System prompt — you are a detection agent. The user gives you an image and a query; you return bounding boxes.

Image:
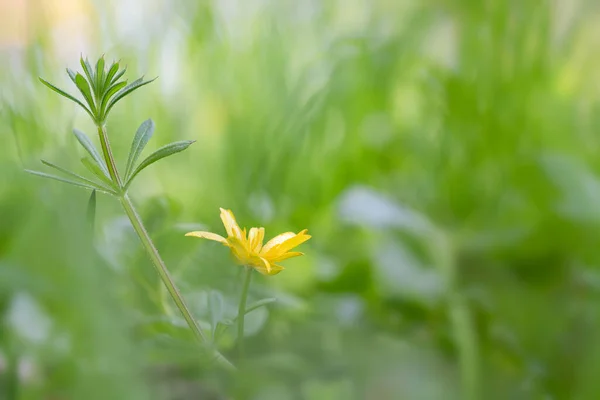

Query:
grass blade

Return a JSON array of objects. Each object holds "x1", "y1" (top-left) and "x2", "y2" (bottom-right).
[
  {"x1": 125, "y1": 140, "x2": 194, "y2": 188},
  {"x1": 125, "y1": 119, "x2": 155, "y2": 179}
]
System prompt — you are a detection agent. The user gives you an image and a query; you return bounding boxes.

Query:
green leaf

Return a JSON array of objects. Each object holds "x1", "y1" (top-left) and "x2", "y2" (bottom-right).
[
  {"x1": 80, "y1": 56, "x2": 95, "y2": 91},
  {"x1": 66, "y1": 68, "x2": 77, "y2": 83},
  {"x1": 125, "y1": 119, "x2": 154, "y2": 179},
  {"x1": 39, "y1": 78, "x2": 94, "y2": 120},
  {"x1": 41, "y1": 159, "x2": 115, "y2": 194},
  {"x1": 99, "y1": 80, "x2": 127, "y2": 119},
  {"x1": 81, "y1": 157, "x2": 115, "y2": 188},
  {"x1": 105, "y1": 76, "x2": 157, "y2": 117},
  {"x1": 26, "y1": 169, "x2": 102, "y2": 192},
  {"x1": 75, "y1": 73, "x2": 97, "y2": 115},
  {"x1": 110, "y1": 66, "x2": 127, "y2": 85},
  {"x1": 87, "y1": 190, "x2": 97, "y2": 234},
  {"x1": 125, "y1": 140, "x2": 194, "y2": 188},
  {"x1": 233, "y1": 298, "x2": 277, "y2": 321},
  {"x1": 72, "y1": 129, "x2": 110, "y2": 178},
  {"x1": 105, "y1": 62, "x2": 119, "y2": 88},
  {"x1": 95, "y1": 56, "x2": 105, "y2": 96}
]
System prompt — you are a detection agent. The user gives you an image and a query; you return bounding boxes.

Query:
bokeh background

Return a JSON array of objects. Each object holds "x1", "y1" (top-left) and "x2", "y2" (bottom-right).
[{"x1": 2, "y1": 0, "x2": 600, "y2": 398}]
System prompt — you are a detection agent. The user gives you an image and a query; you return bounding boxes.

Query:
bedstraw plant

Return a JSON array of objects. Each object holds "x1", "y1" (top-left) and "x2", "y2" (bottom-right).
[{"x1": 27, "y1": 56, "x2": 235, "y2": 370}]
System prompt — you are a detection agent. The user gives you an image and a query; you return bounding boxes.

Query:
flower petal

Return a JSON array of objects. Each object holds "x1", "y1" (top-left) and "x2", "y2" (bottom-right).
[
  {"x1": 270, "y1": 251, "x2": 304, "y2": 262},
  {"x1": 261, "y1": 230, "x2": 311, "y2": 258},
  {"x1": 227, "y1": 236, "x2": 252, "y2": 265},
  {"x1": 261, "y1": 232, "x2": 296, "y2": 254},
  {"x1": 185, "y1": 231, "x2": 227, "y2": 244},
  {"x1": 220, "y1": 208, "x2": 244, "y2": 240},
  {"x1": 248, "y1": 227, "x2": 265, "y2": 252}
]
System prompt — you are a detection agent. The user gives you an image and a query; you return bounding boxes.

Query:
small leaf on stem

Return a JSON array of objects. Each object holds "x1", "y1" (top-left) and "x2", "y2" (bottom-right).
[
  {"x1": 125, "y1": 140, "x2": 194, "y2": 188},
  {"x1": 39, "y1": 78, "x2": 94, "y2": 120},
  {"x1": 72, "y1": 129, "x2": 110, "y2": 178},
  {"x1": 125, "y1": 119, "x2": 155, "y2": 179},
  {"x1": 81, "y1": 157, "x2": 115, "y2": 189},
  {"x1": 25, "y1": 170, "x2": 108, "y2": 193}
]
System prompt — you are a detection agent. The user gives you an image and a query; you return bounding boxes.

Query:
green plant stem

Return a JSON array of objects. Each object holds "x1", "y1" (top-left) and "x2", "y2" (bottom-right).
[
  {"x1": 96, "y1": 124, "x2": 233, "y2": 371},
  {"x1": 120, "y1": 194, "x2": 234, "y2": 370},
  {"x1": 237, "y1": 266, "x2": 253, "y2": 359},
  {"x1": 434, "y1": 232, "x2": 479, "y2": 400},
  {"x1": 97, "y1": 125, "x2": 122, "y2": 189}
]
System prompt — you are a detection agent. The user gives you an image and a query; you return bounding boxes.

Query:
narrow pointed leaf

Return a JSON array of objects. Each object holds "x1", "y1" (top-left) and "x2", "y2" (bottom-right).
[
  {"x1": 80, "y1": 57, "x2": 95, "y2": 91},
  {"x1": 66, "y1": 68, "x2": 77, "y2": 83},
  {"x1": 99, "y1": 80, "x2": 127, "y2": 119},
  {"x1": 95, "y1": 56, "x2": 105, "y2": 96},
  {"x1": 81, "y1": 157, "x2": 115, "y2": 188},
  {"x1": 233, "y1": 298, "x2": 277, "y2": 321},
  {"x1": 39, "y1": 78, "x2": 94, "y2": 120},
  {"x1": 105, "y1": 62, "x2": 119, "y2": 88},
  {"x1": 125, "y1": 140, "x2": 194, "y2": 187},
  {"x1": 110, "y1": 67, "x2": 126, "y2": 85},
  {"x1": 41, "y1": 159, "x2": 115, "y2": 193},
  {"x1": 72, "y1": 129, "x2": 110, "y2": 178},
  {"x1": 75, "y1": 73, "x2": 96, "y2": 115},
  {"x1": 26, "y1": 170, "x2": 102, "y2": 192},
  {"x1": 105, "y1": 77, "x2": 157, "y2": 117},
  {"x1": 87, "y1": 190, "x2": 97, "y2": 234},
  {"x1": 125, "y1": 119, "x2": 154, "y2": 179}
]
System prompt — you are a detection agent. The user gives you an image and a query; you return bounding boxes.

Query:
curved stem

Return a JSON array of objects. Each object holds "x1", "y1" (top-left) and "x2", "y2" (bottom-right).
[
  {"x1": 120, "y1": 194, "x2": 234, "y2": 370},
  {"x1": 237, "y1": 266, "x2": 253, "y2": 360},
  {"x1": 97, "y1": 125, "x2": 122, "y2": 189},
  {"x1": 98, "y1": 123, "x2": 234, "y2": 371}
]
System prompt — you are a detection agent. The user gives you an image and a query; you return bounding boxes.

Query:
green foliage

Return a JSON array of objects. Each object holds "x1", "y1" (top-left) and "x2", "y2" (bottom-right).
[
  {"x1": 32, "y1": 59, "x2": 191, "y2": 195},
  {"x1": 125, "y1": 119, "x2": 155, "y2": 179},
  {"x1": 124, "y1": 140, "x2": 195, "y2": 189},
  {"x1": 4, "y1": 0, "x2": 600, "y2": 399},
  {"x1": 39, "y1": 56, "x2": 155, "y2": 125},
  {"x1": 72, "y1": 128, "x2": 110, "y2": 179}
]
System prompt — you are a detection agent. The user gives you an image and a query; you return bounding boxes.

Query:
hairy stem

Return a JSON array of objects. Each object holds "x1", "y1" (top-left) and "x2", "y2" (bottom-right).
[
  {"x1": 97, "y1": 125, "x2": 122, "y2": 189},
  {"x1": 237, "y1": 266, "x2": 253, "y2": 360}
]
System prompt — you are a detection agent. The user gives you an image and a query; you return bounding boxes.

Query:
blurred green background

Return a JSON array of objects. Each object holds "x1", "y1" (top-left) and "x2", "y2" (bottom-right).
[{"x1": 2, "y1": 0, "x2": 600, "y2": 398}]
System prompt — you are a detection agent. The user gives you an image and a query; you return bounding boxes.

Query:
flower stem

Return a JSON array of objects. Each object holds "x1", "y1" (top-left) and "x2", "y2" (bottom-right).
[
  {"x1": 96, "y1": 124, "x2": 234, "y2": 371},
  {"x1": 237, "y1": 266, "x2": 253, "y2": 359},
  {"x1": 120, "y1": 194, "x2": 234, "y2": 370}
]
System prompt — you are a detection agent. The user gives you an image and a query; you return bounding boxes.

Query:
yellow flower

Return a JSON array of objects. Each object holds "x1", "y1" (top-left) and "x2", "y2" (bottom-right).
[{"x1": 185, "y1": 208, "x2": 311, "y2": 276}]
